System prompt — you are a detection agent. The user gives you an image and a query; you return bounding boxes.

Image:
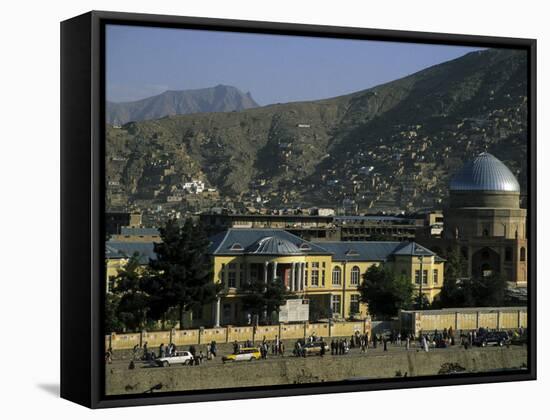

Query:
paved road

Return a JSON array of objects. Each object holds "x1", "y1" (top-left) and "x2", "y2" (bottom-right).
[{"x1": 107, "y1": 341, "x2": 525, "y2": 371}]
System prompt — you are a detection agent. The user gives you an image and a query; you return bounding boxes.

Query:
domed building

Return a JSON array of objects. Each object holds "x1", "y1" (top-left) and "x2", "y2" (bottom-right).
[{"x1": 444, "y1": 152, "x2": 527, "y2": 285}]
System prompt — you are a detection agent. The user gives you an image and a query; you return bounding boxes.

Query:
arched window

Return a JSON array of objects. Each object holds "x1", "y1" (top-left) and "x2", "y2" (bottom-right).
[
  {"x1": 332, "y1": 266, "x2": 342, "y2": 286},
  {"x1": 350, "y1": 266, "x2": 360, "y2": 285},
  {"x1": 520, "y1": 247, "x2": 526, "y2": 262}
]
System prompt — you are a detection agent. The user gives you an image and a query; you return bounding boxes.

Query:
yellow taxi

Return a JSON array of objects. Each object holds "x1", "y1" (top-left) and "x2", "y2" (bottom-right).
[{"x1": 222, "y1": 347, "x2": 261, "y2": 363}]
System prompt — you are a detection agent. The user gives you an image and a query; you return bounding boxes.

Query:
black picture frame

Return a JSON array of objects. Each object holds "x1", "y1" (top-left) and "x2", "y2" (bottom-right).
[{"x1": 60, "y1": 10, "x2": 537, "y2": 409}]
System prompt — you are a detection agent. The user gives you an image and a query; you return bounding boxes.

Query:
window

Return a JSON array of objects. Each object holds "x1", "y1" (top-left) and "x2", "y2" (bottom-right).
[
  {"x1": 321, "y1": 269, "x2": 326, "y2": 286},
  {"x1": 331, "y1": 295, "x2": 341, "y2": 315},
  {"x1": 311, "y1": 263, "x2": 319, "y2": 286},
  {"x1": 332, "y1": 266, "x2": 342, "y2": 286},
  {"x1": 249, "y1": 264, "x2": 258, "y2": 283},
  {"x1": 351, "y1": 266, "x2": 360, "y2": 285},
  {"x1": 228, "y1": 271, "x2": 236, "y2": 288},
  {"x1": 505, "y1": 247, "x2": 513, "y2": 262},
  {"x1": 433, "y1": 269, "x2": 439, "y2": 284},
  {"x1": 350, "y1": 295, "x2": 360, "y2": 314},
  {"x1": 415, "y1": 270, "x2": 428, "y2": 284},
  {"x1": 520, "y1": 247, "x2": 526, "y2": 262},
  {"x1": 223, "y1": 304, "x2": 231, "y2": 321},
  {"x1": 221, "y1": 263, "x2": 226, "y2": 285}
]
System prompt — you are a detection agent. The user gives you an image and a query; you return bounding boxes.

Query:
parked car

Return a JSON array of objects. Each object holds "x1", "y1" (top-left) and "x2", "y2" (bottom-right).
[
  {"x1": 222, "y1": 347, "x2": 261, "y2": 363},
  {"x1": 474, "y1": 331, "x2": 510, "y2": 347},
  {"x1": 302, "y1": 342, "x2": 330, "y2": 356},
  {"x1": 153, "y1": 351, "x2": 194, "y2": 367}
]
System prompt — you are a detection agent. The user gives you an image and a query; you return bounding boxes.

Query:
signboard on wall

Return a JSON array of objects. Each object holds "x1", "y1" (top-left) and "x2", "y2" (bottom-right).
[{"x1": 279, "y1": 299, "x2": 309, "y2": 322}]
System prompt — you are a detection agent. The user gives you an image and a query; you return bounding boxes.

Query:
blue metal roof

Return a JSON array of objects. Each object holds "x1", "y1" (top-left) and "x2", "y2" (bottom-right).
[
  {"x1": 312, "y1": 241, "x2": 402, "y2": 261},
  {"x1": 105, "y1": 241, "x2": 157, "y2": 264},
  {"x1": 450, "y1": 152, "x2": 520, "y2": 192},
  {"x1": 209, "y1": 229, "x2": 329, "y2": 255},
  {"x1": 392, "y1": 242, "x2": 436, "y2": 257},
  {"x1": 312, "y1": 241, "x2": 443, "y2": 262}
]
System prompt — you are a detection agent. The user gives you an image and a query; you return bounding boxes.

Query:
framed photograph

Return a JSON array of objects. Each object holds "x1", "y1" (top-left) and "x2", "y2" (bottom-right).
[{"x1": 61, "y1": 10, "x2": 536, "y2": 408}]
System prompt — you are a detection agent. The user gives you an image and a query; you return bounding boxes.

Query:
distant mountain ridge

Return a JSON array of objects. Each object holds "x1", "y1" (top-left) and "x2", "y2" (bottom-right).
[
  {"x1": 106, "y1": 49, "x2": 528, "y2": 214},
  {"x1": 106, "y1": 85, "x2": 259, "y2": 125}
]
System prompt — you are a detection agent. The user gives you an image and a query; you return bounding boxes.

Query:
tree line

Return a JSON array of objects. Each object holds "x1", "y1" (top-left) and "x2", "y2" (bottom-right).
[{"x1": 358, "y1": 247, "x2": 510, "y2": 320}]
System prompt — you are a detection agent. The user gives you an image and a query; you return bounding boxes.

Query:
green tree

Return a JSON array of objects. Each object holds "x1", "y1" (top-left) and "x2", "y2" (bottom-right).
[
  {"x1": 438, "y1": 273, "x2": 507, "y2": 309},
  {"x1": 105, "y1": 293, "x2": 124, "y2": 334},
  {"x1": 146, "y1": 218, "x2": 218, "y2": 329},
  {"x1": 240, "y1": 275, "x2": 291, "y2": 324},
  {"x1": 358, "y1": 265, "x2": 414, "y2": 319},
  {"x1": 111, "y1": 254, "x2": 150, "y2": 331},
  {"x1": 464, "y1": 274, "x2": 507, "y2": 307},
  {"x1": 437, "y1": 248, "x2": 468, "y2": 308}
]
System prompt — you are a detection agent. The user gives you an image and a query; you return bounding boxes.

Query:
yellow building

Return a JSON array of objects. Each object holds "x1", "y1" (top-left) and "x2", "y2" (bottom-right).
[
  {"x1": 105, "y1": 229, "x2": 445, "y2": 326},
  {"x1": 207, "y1": 229, "x2": 445, "y2": 326},
  {"x1": 105, "y1": 241, "x2": 156, "y2": 293}
]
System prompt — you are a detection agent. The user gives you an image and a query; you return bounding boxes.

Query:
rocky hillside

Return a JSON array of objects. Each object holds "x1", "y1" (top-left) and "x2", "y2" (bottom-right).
[
  {"x1": 106, "y1": 85, "x2": 259, "y2": 125},
  {"x1": 106, "y1": 48, "x2": 528, "y2": 216}
]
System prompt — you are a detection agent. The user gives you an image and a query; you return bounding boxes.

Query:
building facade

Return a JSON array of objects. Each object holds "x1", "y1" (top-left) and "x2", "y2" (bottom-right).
[
  {"x1": 443, "y1": 153, "x2": 528, "y2": 285},
  {"x1": 105, "y1": 231, "x2": 445, "y2": 328},
  {"x1": 206, "y1": 229, "x2": 444, "y2": 327}
]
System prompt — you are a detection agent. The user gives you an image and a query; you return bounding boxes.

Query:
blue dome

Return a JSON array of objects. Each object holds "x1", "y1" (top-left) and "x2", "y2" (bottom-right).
[{"x1": 450, "y1": 153, "x2": 520, "y2": 192}]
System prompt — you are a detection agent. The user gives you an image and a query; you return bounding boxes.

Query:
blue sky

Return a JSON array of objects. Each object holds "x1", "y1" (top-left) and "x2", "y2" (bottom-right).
[{"x1": 106, "y1": 24, "x2": 482, "y2": 105}]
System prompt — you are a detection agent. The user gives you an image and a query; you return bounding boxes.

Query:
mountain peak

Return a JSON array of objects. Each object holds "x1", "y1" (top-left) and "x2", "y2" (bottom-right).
[{"x1": 107, "y1": 85, "x2": 259, "y2": 125}]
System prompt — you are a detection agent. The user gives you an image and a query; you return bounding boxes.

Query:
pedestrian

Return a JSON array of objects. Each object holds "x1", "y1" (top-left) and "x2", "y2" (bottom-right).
[
  {"x1": 279, "y1": 341, "x2": 285, "y2": 356},
  {"x1": 199, "y1": 351, "x2": 204, "y2": 365},
  {"x1": 211, "y1": 341, "x2": 217, "y2": 358},
  {"x1": 406, "y1": 336, "x2": 410, "y2": 350},
  {"x1": 383, "y1": 338, "x2": 388, "y2": 352},
  {"x1": 143, "y1": 342, "x2": 149, "y2": 360},
  {"x1": 159, "y1": 343, "x2": 165, "y2": 358},
  {"x1": 330, "y1": 339, "x2": 335, "y2": 355},
  {"x1": 132, "y1": 344, "x2": 139, "y2": 361},
  {"x1": 422, "y1": 335, "x2": 429, "y2": 352},
  {"x1": 397, "y1": 332, "x2": 402, "y2": 346},
  {"x1": 320, "y1": 340, "x2": 326, "y2": 357}
]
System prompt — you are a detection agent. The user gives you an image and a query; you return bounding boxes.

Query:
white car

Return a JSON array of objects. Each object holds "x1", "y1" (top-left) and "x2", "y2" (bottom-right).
[{"x1": 154, "y1": 351, "x2": 194, "y2": 367}]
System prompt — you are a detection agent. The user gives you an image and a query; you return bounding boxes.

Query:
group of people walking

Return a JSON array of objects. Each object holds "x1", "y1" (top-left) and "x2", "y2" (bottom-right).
[{"x1": 106, "y1": 325, "x2": 524, "y2": 368}]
